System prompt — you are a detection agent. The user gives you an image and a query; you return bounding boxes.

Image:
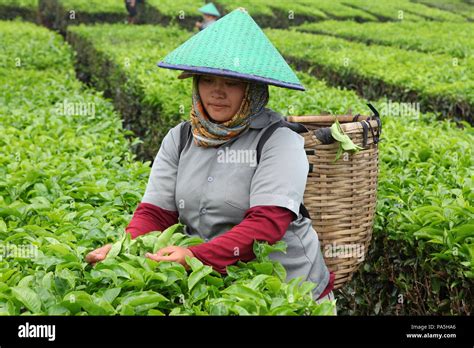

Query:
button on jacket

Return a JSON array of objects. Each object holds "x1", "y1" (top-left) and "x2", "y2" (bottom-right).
[{"x1": 142, "y1": 107, "x2": 330, "y2": 299}]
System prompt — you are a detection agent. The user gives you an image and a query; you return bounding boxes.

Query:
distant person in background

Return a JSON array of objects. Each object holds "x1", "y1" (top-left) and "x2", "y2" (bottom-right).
[
  {"x1": 125, "y1": 0, "x2": 143, "y2": 24},
  {"x1": 195, "y1": 3, "x2": 221, "y2": 31}
]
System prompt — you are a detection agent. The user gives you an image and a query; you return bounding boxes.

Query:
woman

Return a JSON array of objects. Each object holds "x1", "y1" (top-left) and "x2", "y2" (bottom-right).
[
  {"x1": 195, "y1": 2, "x2": 221, "y2": 31},
  {"x1": 86, "y1": 8, "x2": 335, "y2": 310},
  {"x1": 124, "y1": 0, "x2": 142, "y2": 24}
]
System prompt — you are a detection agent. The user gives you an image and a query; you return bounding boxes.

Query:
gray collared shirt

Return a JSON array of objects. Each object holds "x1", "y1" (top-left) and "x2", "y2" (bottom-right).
[{"x1": 142, "y1": 107, "x2": 330, "y2": 299}]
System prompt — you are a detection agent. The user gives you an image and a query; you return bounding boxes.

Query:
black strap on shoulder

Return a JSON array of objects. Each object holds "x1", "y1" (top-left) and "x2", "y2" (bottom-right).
[
  {"x1": 256, "y1": 120, "x2": 284, "y2": 164},
  {"x1": 178, "y1": 120, "x2": 192, "y2": 159},
  {"x1": 256, "y1": 119, "x2": 308, "y2": 163},
  {"x1": 256, "y1": 118, "x2": 311, "y2": 220}
]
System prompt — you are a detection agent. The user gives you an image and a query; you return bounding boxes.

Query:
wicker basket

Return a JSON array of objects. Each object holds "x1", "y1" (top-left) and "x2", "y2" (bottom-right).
[{"x1": 285, "y1": 107, "x2": 382, "y2": 289}]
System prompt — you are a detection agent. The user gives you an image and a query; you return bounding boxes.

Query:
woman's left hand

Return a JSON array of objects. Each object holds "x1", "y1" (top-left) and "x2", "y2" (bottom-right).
[{"x1": 145, "y1": 246, "x2": 195, "y2": 270}]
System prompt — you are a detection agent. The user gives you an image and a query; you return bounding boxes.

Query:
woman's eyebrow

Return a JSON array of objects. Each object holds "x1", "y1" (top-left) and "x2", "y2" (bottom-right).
[
  {"x1": 200, "y1": 75, "x2": 245, "y2": 83},
  {"x1": 224, "y1": 78, "x2": 245, "y2": 83}
]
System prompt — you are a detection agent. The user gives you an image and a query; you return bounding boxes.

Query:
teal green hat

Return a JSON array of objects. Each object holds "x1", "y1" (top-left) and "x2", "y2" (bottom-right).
[
  {"x1": 157, "y1": 8, "x2": 305, "y2": 91},
  {"x1": 198, "y1": 3, "x2": 221, "y2": 17}
]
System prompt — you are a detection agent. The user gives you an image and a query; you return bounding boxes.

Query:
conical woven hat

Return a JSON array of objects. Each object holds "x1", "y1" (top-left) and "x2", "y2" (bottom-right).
[
  {"x1": 157, "y1": 8, "x2": 304, "y2": 91},
  {"x1": 198, "y1": 3, "x2": 220, "y2": 17}
]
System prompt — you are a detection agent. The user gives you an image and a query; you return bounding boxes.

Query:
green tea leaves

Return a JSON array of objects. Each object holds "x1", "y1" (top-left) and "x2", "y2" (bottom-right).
[
  {"x1": 187, "y1": 260, "x2": 213, "y2": 291},
  {"x1": 330, "y1": 119, "x2": 363, "y2": 161},
  {"x1": 11, "y1": 286, "x2": 42, "y2": 314}
]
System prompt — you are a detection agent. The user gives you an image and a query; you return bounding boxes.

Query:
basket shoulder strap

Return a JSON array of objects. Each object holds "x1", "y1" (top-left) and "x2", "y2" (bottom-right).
[
  {"x1": 256, "y1": 120, "x2": 285, "y2": 164},
  {"x1": 256, "y1": 119, "x2": 311, "y2": 220},
  {"x1": 256, "y1": 118, "x2": 309, "y2": 163},
  {"x1": 178, "y1": 120, "x2": 192, "y2": 159}
]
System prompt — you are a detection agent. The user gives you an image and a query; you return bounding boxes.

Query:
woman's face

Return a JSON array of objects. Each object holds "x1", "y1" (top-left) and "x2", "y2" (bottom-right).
[
  {"x1": 198, "y1": 75, "x2": 247, "y2": 123},
  {"x1": 203, "y1": 14, "x2": 218, "y2": 21}
]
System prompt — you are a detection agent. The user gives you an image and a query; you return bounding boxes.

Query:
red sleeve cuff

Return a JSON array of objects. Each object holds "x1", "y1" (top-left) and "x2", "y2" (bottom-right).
[
  {"x1": 125, "y1": 202, "x2": 179, "y2": 239},
  {"x1": 317, "y1": 271, "x2": 336, "y2": 300},
  {"x1": 187, "y1": 205, "x2": 294, "y2": 274}
]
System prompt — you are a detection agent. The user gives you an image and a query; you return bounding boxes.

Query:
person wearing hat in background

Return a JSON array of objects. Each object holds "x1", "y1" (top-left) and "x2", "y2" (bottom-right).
[
  {"x1": 85, "y1": 8, "x2": 336, "y2": 313},
  {"x1": 124, "y1": 0, "x2": 143, "y2": 24},
  {"x1": 195, "y1": 2, "x2": 221, "y2": 31}
]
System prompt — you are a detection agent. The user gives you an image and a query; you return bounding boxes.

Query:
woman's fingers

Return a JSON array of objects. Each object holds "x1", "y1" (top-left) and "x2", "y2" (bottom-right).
[
  {"x1": 145, "y1": 251, "x2": 178, "y2": 262},
  {"x1": 94, "y1": 244, "x2": 112, "y2": 260},
  {"x1": 85, "y1": 244, "x2": 112, "y2": 264},
  {"x1": 85, "y1": 250, "x2": 99, "y2": 263},
  {"x1": 155, "y1": 246, "x2": 178, "y2": 257},
  {"x1": 91, "y1": 253, "x2": 103, "y2": 263}
]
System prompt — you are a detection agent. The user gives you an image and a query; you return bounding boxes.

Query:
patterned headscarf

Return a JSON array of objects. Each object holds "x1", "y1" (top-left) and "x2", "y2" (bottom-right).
[{"x1": 190, "y1": 75, "x2": 269, "y2": 147}]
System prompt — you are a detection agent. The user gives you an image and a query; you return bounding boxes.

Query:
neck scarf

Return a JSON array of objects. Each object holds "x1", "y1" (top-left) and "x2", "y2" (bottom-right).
[{"x1": 189, "y1": 75, "x2": 269, "y2": 147}]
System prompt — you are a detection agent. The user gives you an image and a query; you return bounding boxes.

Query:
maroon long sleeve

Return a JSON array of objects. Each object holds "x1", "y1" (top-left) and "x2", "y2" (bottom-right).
[
  {"x1": 188, "y1": 205, "x2": 295, "y2": 274},
  {"x1": 125, "y1": 202, "x2": 179, "y2": 239},
  {"x1": 125, "y1": 202, "x2": 335, "y2": 299},
  {"x1": 188, "y1": 205, "x2": 334, "y2": 299}
]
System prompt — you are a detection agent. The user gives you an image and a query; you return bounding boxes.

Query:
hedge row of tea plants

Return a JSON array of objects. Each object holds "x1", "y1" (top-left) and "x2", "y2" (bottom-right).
[
  {"x1": 37, "y1": 0, "x2": 344, "y2": 31},
  {"x1": 412, "y1": 0, "x2": 474, "y2": 20},
  {"x1": 66, "y1": 24, "x2": 192, "y2": 161},
  {"x1": 213, "y1": 0, "x2": 374, "y2": 25},
  {"x1": 38, "y1": 0, "x2": 340, "y2": 31},
  {"x1": 11, "y1": 0, "x2": 468, "y2": 34},
  {"x1": 265, "y1": 29, "x2": 474, "y2": 122},
  {"x1": 339, "y1": 0, "x2": 467, "y2": 21},
  {"x1": 0, "y1": 0, "x2": 38, "y2": 22},
  {"x1": 269, "y1": 0, "x2": 377, "y2": 21},
  {"x1": 5, "y1": 0, "x2": 471, "y2": 32},
  {"x1": 297, "y1": 20, "x2": 474, "y2": 58},
  {"x1": 39, "y1": 0, "x2": 134, "y2": 32},
  {"x1": 213, "y1": 0, "x2": 465, "y2": 22},
  {"x1": 0, "y1": 21, "x2": 335, "y2": 316},
  {"x1": 38, "y1": 0, "x2": 204, "y2": 32}
]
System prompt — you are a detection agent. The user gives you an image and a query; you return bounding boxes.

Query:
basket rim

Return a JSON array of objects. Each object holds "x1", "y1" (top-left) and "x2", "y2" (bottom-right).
[{"x1": 286, "y1": 114, "x2": 374, "y2": 124}]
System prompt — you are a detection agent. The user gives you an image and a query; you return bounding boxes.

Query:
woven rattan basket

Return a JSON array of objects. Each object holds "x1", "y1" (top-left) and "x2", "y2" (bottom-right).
[{"x1": 285, "y1": 105, "x2": 382, "y2": 289}]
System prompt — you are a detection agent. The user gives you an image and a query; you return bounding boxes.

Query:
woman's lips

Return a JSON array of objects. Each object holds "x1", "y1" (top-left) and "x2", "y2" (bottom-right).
[{"x1": 209, "y1": 103, "x2": 229, "y2": 109}]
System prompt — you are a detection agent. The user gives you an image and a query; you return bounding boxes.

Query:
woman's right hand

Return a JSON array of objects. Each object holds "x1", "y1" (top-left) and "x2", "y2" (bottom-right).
[{"x1": 85, "y1": 244, "x2": 113, "y2": 265}]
